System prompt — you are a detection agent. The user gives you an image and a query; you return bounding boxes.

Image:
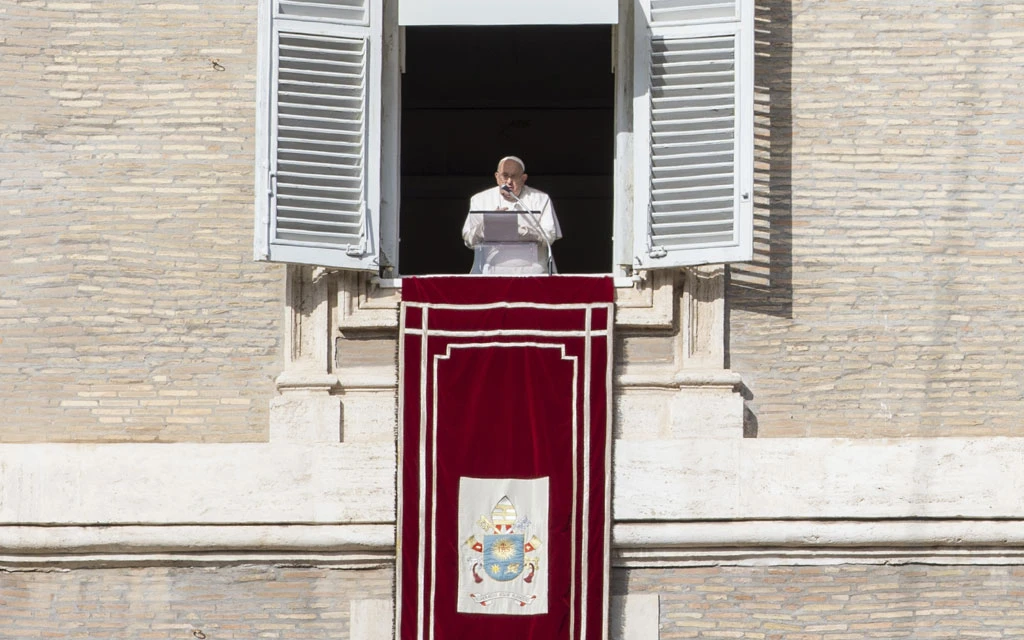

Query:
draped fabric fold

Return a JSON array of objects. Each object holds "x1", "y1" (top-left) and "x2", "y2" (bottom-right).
[{"x1": 398, "y1": 276, "x2": 614, "y2": 640}]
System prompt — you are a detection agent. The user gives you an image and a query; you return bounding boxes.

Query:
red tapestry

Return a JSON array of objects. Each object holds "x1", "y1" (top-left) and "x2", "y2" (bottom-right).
[{"x1": 397, "y1": 276, "x2": 614, "y2": 640}]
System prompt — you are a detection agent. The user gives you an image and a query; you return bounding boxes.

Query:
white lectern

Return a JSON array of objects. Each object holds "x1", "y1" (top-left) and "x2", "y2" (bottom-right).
[{"x1": 466, "y1": 210, "x2": 554, "y2": 275}]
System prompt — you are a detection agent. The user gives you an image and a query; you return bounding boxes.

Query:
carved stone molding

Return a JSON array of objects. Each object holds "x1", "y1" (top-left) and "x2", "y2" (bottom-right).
[
  {"x1": 682, "y1": 265, "x2": 725, "y2": 369},
  {"x1": 277, "y1": 265, "x2": 338, "y2": 392},
  {"x1": 272, "y1": 265, "x2": 342, "y2": 442},
  {"x1": 325, "y1": 269, "x2": 743, "y2": 438},
  {"x1": 614, "y1": 269, "x2": 675, "y2": 329},
  {"x1": 337, "y1": 271, "x2": 401, "y2": 330}
]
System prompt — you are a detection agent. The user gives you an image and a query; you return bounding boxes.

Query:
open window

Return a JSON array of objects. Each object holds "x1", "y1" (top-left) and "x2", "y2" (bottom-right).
[
  {"x1": 254, "y1": 0, "x2": 753, "y2": 275},
  {"x1": 398, "y1": 25, "x2": 615, "y2": 275}
]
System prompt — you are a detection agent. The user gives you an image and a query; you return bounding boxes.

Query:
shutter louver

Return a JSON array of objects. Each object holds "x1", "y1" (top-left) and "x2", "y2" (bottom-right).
[
  {"x1": 649, "y1": 35, "x2": 736, "y2": 251},
  {"x1": 278, "y1": 0, "x2": 366, "y2": 24},
  {"x1": 274, "y1": 32, "x2": 367, "y2": 252},
  {"x1": 649, "y1": 0, "x2": 736, "y2": 24}
]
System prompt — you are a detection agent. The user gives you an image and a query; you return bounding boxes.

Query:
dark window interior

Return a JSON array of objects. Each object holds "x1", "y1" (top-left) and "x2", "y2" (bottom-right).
[{"x1": 398, "y1": 26, "x2": 614, "y2": 275}]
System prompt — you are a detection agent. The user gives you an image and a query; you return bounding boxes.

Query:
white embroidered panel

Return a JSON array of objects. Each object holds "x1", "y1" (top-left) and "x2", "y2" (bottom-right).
[{"x1": 457, "y1": 476, "x2": 550, "y2": 615}]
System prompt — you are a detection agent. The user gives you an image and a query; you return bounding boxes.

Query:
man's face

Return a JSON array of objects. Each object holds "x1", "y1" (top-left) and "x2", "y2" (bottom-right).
[{"x1": 494, "y1": 160, "x2": 527, "y2": 197}]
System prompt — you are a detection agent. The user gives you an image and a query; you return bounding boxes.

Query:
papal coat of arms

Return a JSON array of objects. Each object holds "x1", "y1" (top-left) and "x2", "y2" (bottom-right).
[{"x1": 463, "y1": 495, "x2": 543, "y2": 607}]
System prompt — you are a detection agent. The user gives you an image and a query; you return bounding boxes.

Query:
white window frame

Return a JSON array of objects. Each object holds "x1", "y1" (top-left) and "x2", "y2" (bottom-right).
[{"x1": 398, "y1": 0, "x2": 618, "y2": 26}]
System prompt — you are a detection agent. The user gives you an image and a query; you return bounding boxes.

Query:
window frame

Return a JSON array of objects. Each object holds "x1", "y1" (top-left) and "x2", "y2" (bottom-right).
[{"x1": 255, "y1": 0, "x2": 754, "y2": 277}]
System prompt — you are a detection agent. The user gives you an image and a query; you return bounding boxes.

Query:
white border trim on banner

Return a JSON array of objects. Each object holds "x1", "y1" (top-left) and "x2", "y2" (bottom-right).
[{"x1": 403, "y1": 299, "x2": 614, "y2": 640}]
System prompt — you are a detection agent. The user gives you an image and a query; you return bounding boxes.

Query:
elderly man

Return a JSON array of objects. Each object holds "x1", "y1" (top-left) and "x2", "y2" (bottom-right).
[{"x1": 462, "y1": 156, "x2": 563, "y2": 274}]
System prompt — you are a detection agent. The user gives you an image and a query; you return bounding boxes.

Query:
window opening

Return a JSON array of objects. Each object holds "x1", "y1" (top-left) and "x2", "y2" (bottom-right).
[{"x1": 398, "y1": 25, "x2": 614, "y2": 276}]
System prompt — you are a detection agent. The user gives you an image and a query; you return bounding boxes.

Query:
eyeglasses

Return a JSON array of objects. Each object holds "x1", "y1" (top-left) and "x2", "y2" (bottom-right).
[{"x1": 497, "y1": 172, "x2": 524, "y2": 181}]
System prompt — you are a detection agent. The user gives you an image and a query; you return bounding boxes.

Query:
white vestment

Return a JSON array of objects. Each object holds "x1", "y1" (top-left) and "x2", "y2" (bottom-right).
[{"x1": 461, "y1": 185, "x2": 563, "y2": 275}]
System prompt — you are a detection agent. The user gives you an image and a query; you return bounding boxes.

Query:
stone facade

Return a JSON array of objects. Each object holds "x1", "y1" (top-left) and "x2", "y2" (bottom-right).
[
  {"x1": 732, "y1": 0, "x2": 1024, "y2": 437},
  {"x1": 4, "y1": 0, "x2": 1023, "y2": 439},
  {"x1": 2, "y1": 565, "x2": 1022, "y2": 638},
  {"x1": 0, "y1": 566, "x2": 393, "y2": 639},
  {"x1": 1, "y1": 0, "x2": 279, "y2": 442},
  {"x1": 618, "y1": 565, "x2": 1024, "y2": 639},
  {"x1": 2, "y1": 0, "x2": 1023, "y2": 638}
]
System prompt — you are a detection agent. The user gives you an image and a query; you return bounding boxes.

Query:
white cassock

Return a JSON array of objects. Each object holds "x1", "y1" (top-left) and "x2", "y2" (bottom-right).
[{"x1": 461, "y1": 185, "x2": 563, "y2": 275}]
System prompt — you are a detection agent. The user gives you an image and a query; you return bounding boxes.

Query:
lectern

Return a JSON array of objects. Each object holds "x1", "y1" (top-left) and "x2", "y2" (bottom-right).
[{"x1": 466, "y1": 210, "x2": 554, "y2": 275}]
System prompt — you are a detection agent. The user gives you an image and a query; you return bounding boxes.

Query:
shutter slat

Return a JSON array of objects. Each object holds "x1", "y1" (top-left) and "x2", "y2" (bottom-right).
[
  {"x1": 653, "y1": 172, "x2": 734, "y2": 188},
  {"x1": 277, "y1": 0, "x2": 367, "y2": 24},
  {"x1": 273, "y1": 30, "x2": 366, "y2": 251},
  {"x1": 278, "y1": 212, "x2": 362, "y2": 225},
  {"x1": 652, "y1": 131, "x2": 733, "y2": 146},
  {"x1": 651, "y1": 232, "x2": 735, "y2": 246},
  {"x1": 649, "y1": 0, "x2": 736, "y2": 24},
  {"x1": 278, "y1": 168, "x2": 361, "y2": 179},
  {"x1": 279, "y1": 148, "x2": 362, "y2": 160},
  {"x1": 654, "y1": 196, "x2": 732, "y2": 210},
  {"x1": 278, "y1": 205, "x2": 362, "y2": 218},
  {"x1": 654, "y1": 187, "x2": 732, "y2": 200},
  {"x1": 279, "y1": 118, "x2": 363, "y2": 132},
  {"x1": 278, "y1": 184, "x2": 363, "y2": 196},
  {"x1": 654, "y1": 160, "x2": 733, "y2": 172},
  {"x1": 652, "y1": 217, "x2": 733, "y2": 229},
  {"x1": 278, "y1": 215, "x2": 362, "y2": 228}
]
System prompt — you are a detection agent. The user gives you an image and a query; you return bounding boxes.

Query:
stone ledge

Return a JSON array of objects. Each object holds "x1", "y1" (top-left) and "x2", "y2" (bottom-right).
[
  {"x1": 337, "y1": 271, "x2": 677, "y2": 331},
  {"x1": 3, "y1": 520, "x2": 1024, "y2": 568},
  {"x1": 2, "y1": 439, "x2": 1022, "y2": 524}
]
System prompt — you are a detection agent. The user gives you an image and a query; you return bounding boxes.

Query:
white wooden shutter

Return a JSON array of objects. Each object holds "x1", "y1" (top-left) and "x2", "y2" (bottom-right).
[
  {"x1": 633, "y1": 0, "x2": 753, "y2": 269},
  {"x1": 255, "y1": 0, "x2": 383, "y2": 271}
]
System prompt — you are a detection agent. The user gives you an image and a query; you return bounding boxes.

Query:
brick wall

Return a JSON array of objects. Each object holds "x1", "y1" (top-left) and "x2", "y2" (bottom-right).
[
  {"x1": 0, "y1": 566, "x2": 393, "y2": 639},
  {"x1": 5, "y1": 0, "x2": 1023, "y2": 441},
  {"x1": 617, "y1": 565, "x2": 1024, "y2": 639},
  {"x1": 0, "y1": 1, "x2": 281, "y2": 441},
  {"x1": 3, "y1": 564, "x2": 1020, "y2": 638},
  {"x1": 730, "y1": 0, "x2": 1024, "y2": 436}
]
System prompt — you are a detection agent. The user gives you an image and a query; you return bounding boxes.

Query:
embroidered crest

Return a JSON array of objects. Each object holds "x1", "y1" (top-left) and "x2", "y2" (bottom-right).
[{"x1": 463, "y1": 496, "x2": 542, "y2": 607}]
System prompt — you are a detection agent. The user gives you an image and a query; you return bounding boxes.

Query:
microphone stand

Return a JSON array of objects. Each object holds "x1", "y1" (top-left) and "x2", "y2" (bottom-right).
[{"x1": 501, "y1": 186, "x2": 554, "y2": 275}]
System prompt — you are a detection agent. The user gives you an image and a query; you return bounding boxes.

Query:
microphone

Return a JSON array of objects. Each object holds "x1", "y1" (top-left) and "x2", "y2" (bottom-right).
[{"x1": 499, "y1": 185, "x2": 554, "y2": 275}]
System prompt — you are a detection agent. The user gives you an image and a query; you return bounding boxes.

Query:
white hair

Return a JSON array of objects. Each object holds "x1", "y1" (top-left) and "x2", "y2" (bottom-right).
[{"x1": 497, "y1": 156, "x2": 526, "y2": 174}]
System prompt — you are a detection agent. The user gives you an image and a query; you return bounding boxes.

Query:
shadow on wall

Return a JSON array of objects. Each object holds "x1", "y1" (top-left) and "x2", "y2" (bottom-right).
[
  {"x1": 727, "y1": 0, "x2": 794, "y2": 438},
  {"x1": 727, "y1": 0, "x2": 793, "y2": 321}
]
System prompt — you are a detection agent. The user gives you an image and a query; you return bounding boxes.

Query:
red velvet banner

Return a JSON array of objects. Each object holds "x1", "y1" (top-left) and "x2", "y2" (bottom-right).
[{"x1": 398, "y1": 276, "x2": 614, "y2": 640}]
